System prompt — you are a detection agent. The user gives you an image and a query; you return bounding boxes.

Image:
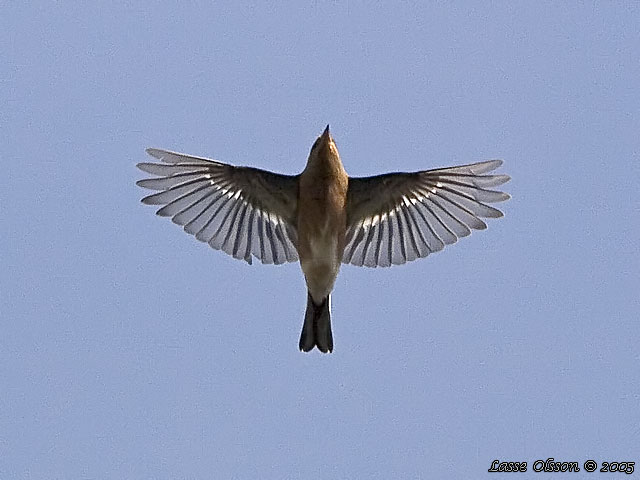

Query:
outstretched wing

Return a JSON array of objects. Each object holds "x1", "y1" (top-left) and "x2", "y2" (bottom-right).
[
  {"x1": 137, "y1": 148, "x2": 299, "y2": 265},
  {"x1": 343, "y1": 160, "x2": 510, "y2": 267}
]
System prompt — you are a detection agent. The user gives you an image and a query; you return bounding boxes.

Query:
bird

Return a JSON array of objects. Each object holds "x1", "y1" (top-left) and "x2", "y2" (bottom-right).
[{"x1": 136, "y1": 125, "x2": 510, "y2": 353}]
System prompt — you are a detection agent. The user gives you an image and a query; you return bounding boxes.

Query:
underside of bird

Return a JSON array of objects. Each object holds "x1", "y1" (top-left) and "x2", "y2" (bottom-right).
[{"x1": 137, "y1": 127, "x2": 510, "y2": 354}]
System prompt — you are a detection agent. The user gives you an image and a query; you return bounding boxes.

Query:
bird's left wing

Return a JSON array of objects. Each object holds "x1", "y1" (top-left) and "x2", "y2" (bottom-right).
[
  {"x1": 343, "y1": 160, "x2": 510, "y2": 267},
  {"x1": 137, "y1": 148, "x2": 299, "y2": 265}
]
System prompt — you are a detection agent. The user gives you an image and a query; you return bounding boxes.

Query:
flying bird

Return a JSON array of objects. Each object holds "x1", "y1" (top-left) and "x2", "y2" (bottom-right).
[{"x1": 137, "y1": 126, "x2": 510, "y2": 353}]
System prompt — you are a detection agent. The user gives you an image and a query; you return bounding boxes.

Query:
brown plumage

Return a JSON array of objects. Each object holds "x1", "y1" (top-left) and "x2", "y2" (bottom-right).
[
  {"x1": 297, "y1": 126, "x2": 348, "y2": 352},
  {"x1": 137, "y1": 125, "x2": 510, "y2": 353}
]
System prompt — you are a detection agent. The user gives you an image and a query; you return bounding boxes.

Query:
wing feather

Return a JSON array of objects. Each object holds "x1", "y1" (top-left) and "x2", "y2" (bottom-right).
[
  {"x1": 344, "y1": 160, "x2": 510, "y2": 267},
  {"x1": 137, "y1": 148, "x2": 299, "y2": 265}
]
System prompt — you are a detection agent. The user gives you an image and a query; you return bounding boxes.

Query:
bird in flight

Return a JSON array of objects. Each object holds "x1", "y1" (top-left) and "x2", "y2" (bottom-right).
[{"x1": 137, "y1": 126, "x2": 510, "y2": 353}]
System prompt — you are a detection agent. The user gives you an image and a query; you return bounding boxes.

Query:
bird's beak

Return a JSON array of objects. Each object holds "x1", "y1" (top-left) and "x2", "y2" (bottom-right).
[{"x1": 321, "y1": 124, "x2": 331, "y2": 141}]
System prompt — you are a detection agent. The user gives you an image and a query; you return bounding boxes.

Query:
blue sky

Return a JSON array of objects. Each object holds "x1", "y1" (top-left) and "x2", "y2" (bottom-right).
[{"x1": 2, "y1": 2, "x2": 639, "y2": 478}]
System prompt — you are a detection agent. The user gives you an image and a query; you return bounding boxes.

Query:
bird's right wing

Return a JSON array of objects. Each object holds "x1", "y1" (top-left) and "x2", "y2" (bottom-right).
[
  {"x1": 137, "y1": 148, "x2": 299, "y2": 265},
  {"x1": 343, "y1": 160, "x2": 510, "y2": 267}
]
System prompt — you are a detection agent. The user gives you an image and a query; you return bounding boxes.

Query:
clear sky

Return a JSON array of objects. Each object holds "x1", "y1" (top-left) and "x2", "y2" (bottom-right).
[{"x1": 2, "y1": 2, "x2": 639, "y2": 478}]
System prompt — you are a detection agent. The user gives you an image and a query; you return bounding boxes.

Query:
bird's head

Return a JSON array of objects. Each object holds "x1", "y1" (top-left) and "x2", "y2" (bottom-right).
[{"x1": 307, "y1": 125, "x2": 340, "y2": 166}]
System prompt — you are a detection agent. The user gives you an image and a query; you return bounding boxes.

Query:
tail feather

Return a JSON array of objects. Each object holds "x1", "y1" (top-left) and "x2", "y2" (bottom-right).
[{"x1": 299, "y1": 293, "x2": 333, "y2": 353}]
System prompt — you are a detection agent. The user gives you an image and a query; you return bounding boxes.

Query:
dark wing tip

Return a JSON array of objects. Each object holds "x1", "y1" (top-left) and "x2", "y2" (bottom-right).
[
  {"x1": 140, "y1": 194, "x2": 156, "y2": 205},
  {"x1": 472, "y1": 159, "x2": 504, "y2": 174},
  {"x1": 488, "y1": 174, "x2": 511, "y2": 188},
  {"x1": 146, "y1": 148, "x2": 164, "y2": 159},
  {"x1": 136, "y1": 162, "x2": 156, "y2": 174}
]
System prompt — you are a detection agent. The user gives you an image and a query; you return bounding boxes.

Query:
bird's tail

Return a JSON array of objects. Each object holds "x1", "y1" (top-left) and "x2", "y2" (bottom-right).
[{"x1": 299, "y1": 293, "x2": 333, "y2": 353}]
